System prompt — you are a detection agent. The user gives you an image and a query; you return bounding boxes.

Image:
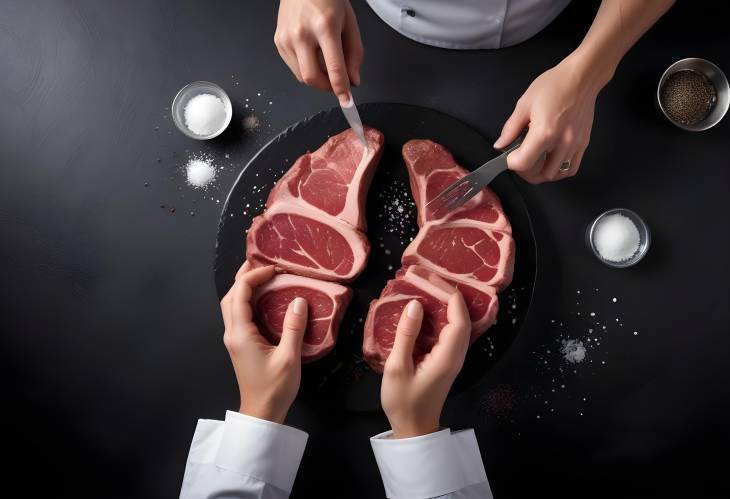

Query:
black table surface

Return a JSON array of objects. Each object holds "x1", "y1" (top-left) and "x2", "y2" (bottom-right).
[{"x1": 1, "y1": 1, "x2": 728, "y2": 498}]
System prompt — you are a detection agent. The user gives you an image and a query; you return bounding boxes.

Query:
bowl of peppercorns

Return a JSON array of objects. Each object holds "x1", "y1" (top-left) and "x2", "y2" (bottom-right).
[{"x1": 657, "y1": 58, "x2": 728, "y2": 131}]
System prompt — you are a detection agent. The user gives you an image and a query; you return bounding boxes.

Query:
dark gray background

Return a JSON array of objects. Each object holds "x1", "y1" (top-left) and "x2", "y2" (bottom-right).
[{"x1": 1, "y1": 1, "x2": 728, "y2": 498}]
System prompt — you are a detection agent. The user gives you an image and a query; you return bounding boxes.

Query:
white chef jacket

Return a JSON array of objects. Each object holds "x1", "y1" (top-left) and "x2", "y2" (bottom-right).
[
  {"x1": 366, "y1": 0, "x2": 571, "y2": 49},
  {"x1": 180, "y1": 410, "x2": 493, "y2": 498}
]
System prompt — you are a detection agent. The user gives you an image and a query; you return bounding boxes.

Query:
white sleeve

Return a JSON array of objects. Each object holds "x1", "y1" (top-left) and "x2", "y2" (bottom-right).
[
  {"x1": 180, "y1": 410, "x2": 308, "y2": 499},
  {"x1": 370, "y1": 428, "x2": 493, "y2": 499}
]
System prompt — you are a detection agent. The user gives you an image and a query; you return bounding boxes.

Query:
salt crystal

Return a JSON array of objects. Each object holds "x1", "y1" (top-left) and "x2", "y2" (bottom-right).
[
  {"x1": 184, "y1": 93, "x2": 227, "y2": 136},
  {"x1": 593, "y1": 213, "x2": 641, "y2": 262},
  {"x1": 185, "y1": 158, "x2": 216, "y2": 188}
]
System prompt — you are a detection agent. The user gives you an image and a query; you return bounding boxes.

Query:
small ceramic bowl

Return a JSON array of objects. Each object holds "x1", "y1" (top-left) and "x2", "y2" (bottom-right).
[
  {"x1": 172, "y1": 81, "x2": 232, "y2": 140},
  {"x1": 586, "y1": 208, "x2": 651, "y2": 268},
  {"x1": 657, "y1": 58, "x2": 728, "y2": 131}
]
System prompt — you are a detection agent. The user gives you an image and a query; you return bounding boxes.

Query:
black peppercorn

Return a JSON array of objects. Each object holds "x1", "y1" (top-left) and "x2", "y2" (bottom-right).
[{"x1": 660, "y1": 70, "x2": 716, "y2": 125}]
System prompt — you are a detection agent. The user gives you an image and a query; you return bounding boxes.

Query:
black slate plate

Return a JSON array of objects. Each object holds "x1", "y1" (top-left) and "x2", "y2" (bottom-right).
[{"x1": 215, "y1": 103, "x2": 536, "y2": 412}]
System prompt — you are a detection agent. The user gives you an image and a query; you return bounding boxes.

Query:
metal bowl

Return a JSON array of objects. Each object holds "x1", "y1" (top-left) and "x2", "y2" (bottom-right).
[
  {"x1": 171, "y1": 81, "x2": 232, "y2": 140},
  {"x1": 657, "y1": 58, "x2": 728, "y2": 131},
  {"x1": 586, "y1": 208, "x2": 651, "y2": 268}
]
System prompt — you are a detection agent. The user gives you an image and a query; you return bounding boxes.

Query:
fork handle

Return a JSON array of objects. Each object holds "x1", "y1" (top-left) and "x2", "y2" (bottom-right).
[{"x1": 498, "y1": 132, "x2": 526, "y2": 155}]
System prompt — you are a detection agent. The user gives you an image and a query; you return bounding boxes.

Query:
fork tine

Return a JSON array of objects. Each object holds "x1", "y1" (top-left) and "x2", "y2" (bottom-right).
[
  {"x1": 442, "y1": 184, "x2": 481, "y2": 212},
  {"x1": 428, "y1": 179, "x2": 477, "y2": 218},
  {"x1": 426, "y1": 177, "x2": 472, "y2": 207},
  {"x1": 428, "y1": 185, "x2": 469, "y2": 215}
]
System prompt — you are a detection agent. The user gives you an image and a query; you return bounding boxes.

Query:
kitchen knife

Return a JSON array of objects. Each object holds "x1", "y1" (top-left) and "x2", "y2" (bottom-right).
[{"x1": 340, "y1": 93, "x2": 368, "y2": 147}]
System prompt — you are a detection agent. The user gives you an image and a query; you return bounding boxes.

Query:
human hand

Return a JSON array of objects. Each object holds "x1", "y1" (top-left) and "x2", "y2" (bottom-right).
[
  {"x1": 494, "y1": 53, "x2": 609, "y2": 183},
  {"x1": 380, "y1": 293, "x2": 471, "y2": 439},
  {"x1": 274, "y1": 0, "x2": 363, "y2": 103},
  {"x1": 220, "y1": 262, "x2": 309, "y2": 424}
]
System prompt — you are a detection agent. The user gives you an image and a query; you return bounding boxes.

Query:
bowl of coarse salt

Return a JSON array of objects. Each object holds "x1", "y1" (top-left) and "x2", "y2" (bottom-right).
[
  {"x1": 587, "y1": 208, "x2": 650, "y2": 268},
  {"x1": 172, "y1": 81, "x2": 232, "y2": 140}
]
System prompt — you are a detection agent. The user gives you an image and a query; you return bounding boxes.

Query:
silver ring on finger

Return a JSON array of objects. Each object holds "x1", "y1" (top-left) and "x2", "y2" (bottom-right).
[{"x1": 559, "y1": 159, "x2": 571, "y2": 173}]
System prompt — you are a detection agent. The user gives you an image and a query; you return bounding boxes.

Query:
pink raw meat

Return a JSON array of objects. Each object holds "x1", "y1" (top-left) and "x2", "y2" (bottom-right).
[
  {"x1": 363, "y1": 266, "x2": 499, "y2": 373},
  {"x1": 363, "y1": 140, "x2": 513, "y2": 373},
  {"x1": 246, "y1": 127, "x2": 384, "y2": 362},
  {"x1": 247, "y1": 127, "x2": 384, "y2": 282},
  {"x1": 402, "y1": 139, "x2": 512, "y2": 232},
  {"x1": 253, "y1": 274, "x2": 352, "y2": 363},
  {"x1": 403, "y1": 223, "x2": 515, "y2": 291},
  {"x1": 401, "y1": 139, "x2": 514, "y2": 291},
  {"x1": 363, "y1": 266, "x2": 452, "y2": 373}
]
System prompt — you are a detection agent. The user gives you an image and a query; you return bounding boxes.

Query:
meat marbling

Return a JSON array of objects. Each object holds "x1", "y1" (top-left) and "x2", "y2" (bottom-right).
[{"x1": 364, "y1": 140, "x2": 514, "y2": 372}]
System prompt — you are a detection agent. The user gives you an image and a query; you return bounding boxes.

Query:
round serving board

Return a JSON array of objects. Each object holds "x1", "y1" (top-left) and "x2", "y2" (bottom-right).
[{"x1": 215, "y1": 103, "x2": 536, "y2": 412}]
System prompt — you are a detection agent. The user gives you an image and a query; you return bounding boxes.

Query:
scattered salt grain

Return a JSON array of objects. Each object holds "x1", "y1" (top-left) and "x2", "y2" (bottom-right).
[
  {"x1": 184, "y1": 93, "x2": 227, "y2": 136},
  {"x1": 593, "y1": 213, "x2": 641, "y2": 262},
  {"x1": 185, "y1": 157, "x2": 216, "y2": 189},
  {"x1": 561, "y1": 339, "x2": 586, "y2": 364}
]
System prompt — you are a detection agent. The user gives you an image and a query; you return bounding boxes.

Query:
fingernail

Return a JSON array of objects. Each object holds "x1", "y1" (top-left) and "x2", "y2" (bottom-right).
[
  {"x1": 292, "y1": 297, "x2": 307, "y2": 314},
  {"x1": 338, "y1": 92, "x2": 351, "y2": 106},
  {"x1": 406, "y1": 300, "x2": 421, "y2": 318}
]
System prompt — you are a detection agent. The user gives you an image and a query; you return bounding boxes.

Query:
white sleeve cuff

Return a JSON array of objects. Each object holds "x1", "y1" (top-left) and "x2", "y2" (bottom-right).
[
  {"x1": 195, "y1": 411, "x2": 308, "y2": 494},
  {"x1": 370, "y1": 428, "x2": 488, "y2": 499}
]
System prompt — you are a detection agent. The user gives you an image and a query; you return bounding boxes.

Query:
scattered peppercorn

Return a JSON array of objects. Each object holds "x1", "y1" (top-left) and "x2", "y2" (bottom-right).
[
  {"x1": 660, "y1": 70, "x2": 716, "y2": 125},
  {"x1": 170, "y1": 207, "x2": 176, "y2": 214}
]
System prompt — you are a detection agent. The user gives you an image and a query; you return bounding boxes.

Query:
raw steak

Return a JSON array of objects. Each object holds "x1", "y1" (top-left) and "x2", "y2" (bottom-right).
[
  {"x1": 246, "y1": 127, "x2": 384, "y2": 362},
  {"x1": 403, "y1": 224, "x2": 514, "y2": 291},
  {"x1": 363, "y1": 139, "x2": 513, "y2": 373},
  {"x1": 363, "y1": 266, "x2": 498, "y2": 372},
  {"x1": 402, "y1": 139, "x2": 512, "y2": 232},
  {"x1": 253, "y1": 274, "x2": 352, "y2": 363},
  {"x1": 247, "y1": 127, "x2": 384, "y2": 282},
  {"x1": 401, "y1": 140, "x2": 515, "y2": 291}
]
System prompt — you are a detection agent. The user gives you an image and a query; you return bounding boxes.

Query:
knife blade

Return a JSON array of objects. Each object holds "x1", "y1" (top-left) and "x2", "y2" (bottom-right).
[{"x1": 339, "y1": 93, "x2": 368, "y2": 147}]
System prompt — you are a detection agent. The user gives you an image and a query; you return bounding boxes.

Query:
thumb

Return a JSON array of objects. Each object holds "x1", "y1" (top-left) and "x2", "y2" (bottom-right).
[
  {"x1": 389, "y1": 300, "x2": 423, "y2": 369},
  {"x1": 494, "y1": 105, "x2": 528, "y2": 150},
  {"x1": 277, "y1": 297, "x2": 308, "y2": 357}
]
